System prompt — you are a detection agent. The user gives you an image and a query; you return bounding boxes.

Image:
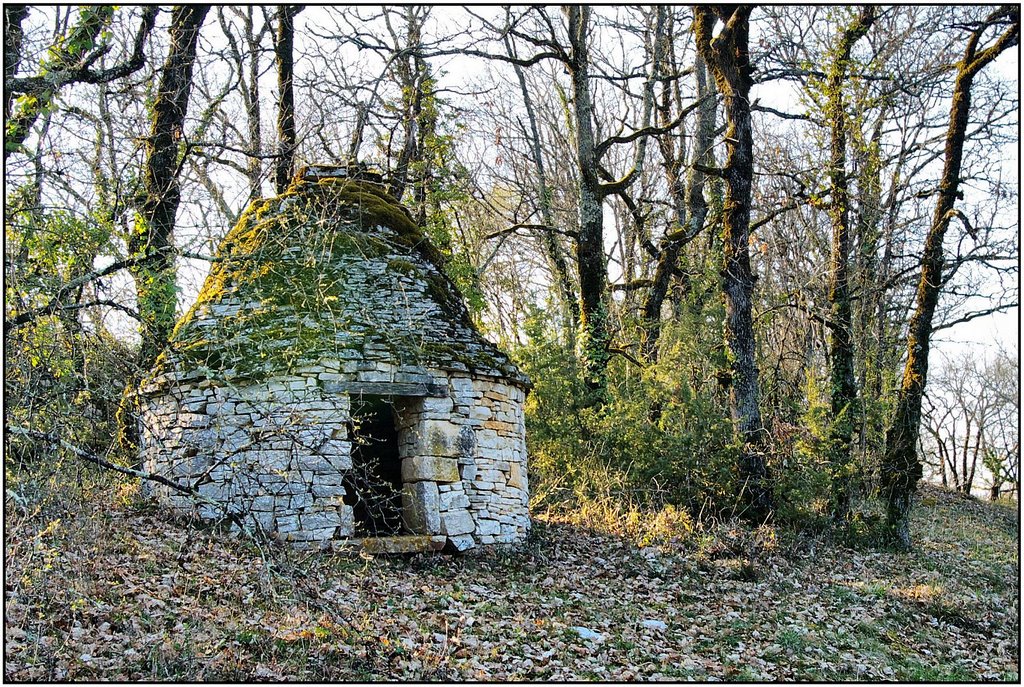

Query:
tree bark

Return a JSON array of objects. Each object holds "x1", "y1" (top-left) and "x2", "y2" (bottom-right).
[
  {"x1": 3, "y1": 4, "x2": 30, "y2": 119},
  {"x1": 273, "y1": 5, "x2": 300, "y2": 194},
  {"x1": 128, "y1": 5, "x2": 209, "y2": 370},
  {"x1": 825, "y1": 7, "x2": 876, "y2": 522},
  {"x1": 882, "y1": 6, "x2": 1018, "y2": 549},
  {"x1": 694, "y1": 5, "x2": 772, "y2": 519},
  {"x1": 566, "y1": 6, "x2": 611, "y2": 401}
]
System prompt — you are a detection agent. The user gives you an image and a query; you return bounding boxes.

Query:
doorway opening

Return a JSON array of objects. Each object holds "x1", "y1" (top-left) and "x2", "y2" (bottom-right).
[{"x1": 342, "y1": 397, "x2": 404, "y2": 536}]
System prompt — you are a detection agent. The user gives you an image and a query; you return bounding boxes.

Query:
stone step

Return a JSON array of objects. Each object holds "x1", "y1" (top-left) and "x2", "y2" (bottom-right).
[{"x1": 332, "y1": 534, "x2": 447, "y2": 555}]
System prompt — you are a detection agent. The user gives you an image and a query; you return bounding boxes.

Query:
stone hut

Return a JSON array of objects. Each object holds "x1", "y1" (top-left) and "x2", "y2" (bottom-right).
[{"x1": 137, "y1": 165, "x2": 530, "y2": 552}]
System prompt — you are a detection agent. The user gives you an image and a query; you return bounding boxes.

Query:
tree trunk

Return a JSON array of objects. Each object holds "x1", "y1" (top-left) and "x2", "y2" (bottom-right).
[
  {"x1": 882, "y1": 7, "x2": 1018, "y2": 549},
  {"x1": 825, "y1": 7, "x2": 876, "y2": 522},
  {"x1": 852, "y1": 112, "x2": 885, "y2": 460},
  {"x1": 273, "y1": 5, "x2": 300, "y2": 194},
  {"x1": 567, "y1": 6, "x2": 611, "y2": 401},
  {"x1": 385, "y1": 8, "x2": 428, "y2": 208},
  {"x1": 128, "y1": 5, "x2": 209, "y2": 370},
  {"x1": 966, "y1": 426, "x2": 982, "y2": 495},
  {"x1": 3, "y1": 4, "x2": 30, "y2": 119},
  {"x1": 694, "y1": 5, "x2": 772, "y2": 519}
]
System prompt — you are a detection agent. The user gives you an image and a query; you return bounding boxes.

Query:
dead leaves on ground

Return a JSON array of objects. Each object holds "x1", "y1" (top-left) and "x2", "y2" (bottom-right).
[{"x1": 4, "y1": 487, "x2": 1019, "y2": 681}]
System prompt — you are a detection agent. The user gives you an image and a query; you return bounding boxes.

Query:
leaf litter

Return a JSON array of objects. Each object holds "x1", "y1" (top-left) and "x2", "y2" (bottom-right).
[{"x1": 4, "y1": 485, "x2": 1018, "y2": 681}]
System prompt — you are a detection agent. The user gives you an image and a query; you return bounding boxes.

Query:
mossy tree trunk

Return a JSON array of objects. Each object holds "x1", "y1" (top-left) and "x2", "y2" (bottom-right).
[
  {"x1": 693, "y1": 5, "x2": 772, "y2": 519},
  {"x1": 273, "y1": 5, "x2": 300, "y2": 194},
  {"x1": 3, "y1": 5, "x2": 31, "y2": 119},
  {"x1": 882, "y1": 6, "x2": 1018, "y2": 550},
  {"x1": 824, "y1": 7, "x2": 876, "y2": 523},
  {"x1": 128, "y1": 5, "x2": 209, "y2": 370},
  {"x1": 851, "y1": 112, "x2": 887, "y2": 466}
]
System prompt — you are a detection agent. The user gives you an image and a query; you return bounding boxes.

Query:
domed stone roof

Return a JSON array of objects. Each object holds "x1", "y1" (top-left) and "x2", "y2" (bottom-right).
[{"x1": 143, "y1": 168, "x2": 529, "y2": 392}]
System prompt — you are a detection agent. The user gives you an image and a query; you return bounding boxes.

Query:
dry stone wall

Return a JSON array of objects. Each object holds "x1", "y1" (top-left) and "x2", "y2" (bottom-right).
[{"x1": 139, "y1": 363, "x2": 529, "y2": 551}]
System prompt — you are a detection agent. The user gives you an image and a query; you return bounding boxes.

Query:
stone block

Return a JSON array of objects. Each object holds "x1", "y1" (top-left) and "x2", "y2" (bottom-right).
[
  {"x1": 356, "y1": 535, "x2": 446, "y2": 554},
  {"x1": 295, "y1": 453, "x2": 333, "y2": 473},
  {"x1": 275, "y1": 514, "x2": 300, "y2": 534},
  {"x1": 402, "y1": 456, "x2": 459, "y2": 483},
  {"x1": 441, "y1": 509, "x2": 475, "y2": 536},
  {"x1": 401, "y1": 481, "x2": 440, "y2": 534},
  {"x1": 416, "y1": 421, "x2": 461, "y2": 457},
  {"x1": 249, "y1": 510, "x2": 275, "y2": 532},
  {"x1": 475, "y1": 519, "x2": 500, "y2": 536},
  {"x1": 507, "y1": 461, "x2": 525, "y2": 490},
  {"x1": 440, "y1": 490, "x2": 470, "y2": 511},
  {"x1": 207, "y1": 401, "x2": 236, "y2": 416},
  {"x1": 312, "y1": 483, "x2": 347, "y2": 498},
  {"x1": 251, "y1": 495, "x2": 277, "y2": 512},
  {"x1": 337, "y1": 505, "x2": 355, "y2": 536},
  {"x1": 446, "y1": 534, "x2": 476, "y2": 552},
  {"x1": 459, "y1": 463, "x2": 478, "y2": 482},
  {"x1": 478, "y1": 469, "x2": 506, "y2": 484},
  {"x1": 300, "y1": 510, "x2": 342, "y2": 531},
  {"x1": 421, "y1": 396, "x2": 454, "y2": 414}
]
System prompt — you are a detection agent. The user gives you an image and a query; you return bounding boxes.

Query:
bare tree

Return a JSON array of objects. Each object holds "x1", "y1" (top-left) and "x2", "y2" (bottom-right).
[
  {"x1": 4, "y1": 6, "x2": 157, "y2": 157},
  {"x1": 693, "y1": 5, "x2": 772, "y2": 518},
  {"x1": 882, "y1": 5, "x2": 1019, "y2": 549}
]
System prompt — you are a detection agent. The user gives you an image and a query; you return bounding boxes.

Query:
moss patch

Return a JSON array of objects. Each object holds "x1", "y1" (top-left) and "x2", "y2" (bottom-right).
[{"x1": 145, "y1": 178, "x2": 525, "y2": 388}]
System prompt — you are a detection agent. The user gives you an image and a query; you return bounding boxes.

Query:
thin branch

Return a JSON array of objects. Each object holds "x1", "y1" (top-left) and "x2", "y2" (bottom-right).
[
  {"x1": 610, "y1": 279, "x2": 655, "y2": 292},
  {"x1": 7, "y1": 426, "x2": 198, "y2": 498},
  {"x1": 933, "y1": 302, "x2": 1018, "y2": 333}
]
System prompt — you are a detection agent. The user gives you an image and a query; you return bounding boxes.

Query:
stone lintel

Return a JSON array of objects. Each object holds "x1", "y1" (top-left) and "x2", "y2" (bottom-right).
[{"x1": 323, "y1": 381, "x2": 448, "y2": 397}]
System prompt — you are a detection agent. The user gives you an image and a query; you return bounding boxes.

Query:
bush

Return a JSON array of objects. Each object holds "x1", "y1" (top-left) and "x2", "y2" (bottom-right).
[
  {"x1": 7, "y1": 319, "x2": 135, "y2": 445},
  {"x1": 514, "y1": 307, "x2": 739, "y2": 525}
]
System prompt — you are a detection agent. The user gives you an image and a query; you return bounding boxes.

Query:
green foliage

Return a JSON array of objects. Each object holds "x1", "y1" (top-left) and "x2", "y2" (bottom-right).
[
  {"x1": 5, "y1": 317, "x2": 137, "y2": 466},
  {"x1": 5, "y1": 200, "x2": 131, "y2": 468},
  {"x1": 774, "y1": 372, "x2": 835, "y2": 524},
  {"x1": 515, "y1": 305, "x2": 738, "y2": 521}
]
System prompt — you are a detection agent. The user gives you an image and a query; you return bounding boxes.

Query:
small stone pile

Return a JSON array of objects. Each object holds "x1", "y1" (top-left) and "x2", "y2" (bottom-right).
[{"x1": 137, "y1": 166, "x2": 530, "y2": 552}]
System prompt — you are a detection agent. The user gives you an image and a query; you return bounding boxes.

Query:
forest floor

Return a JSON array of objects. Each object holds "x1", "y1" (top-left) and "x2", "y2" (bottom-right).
[{"x1": 4, "y1": 482, "x2": 1019, "y2": 682}]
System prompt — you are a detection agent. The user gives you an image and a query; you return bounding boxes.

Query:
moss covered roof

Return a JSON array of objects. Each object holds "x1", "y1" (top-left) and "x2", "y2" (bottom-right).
[{"x1": 144, "y1": 176, "x2": 529, "y2": 391}]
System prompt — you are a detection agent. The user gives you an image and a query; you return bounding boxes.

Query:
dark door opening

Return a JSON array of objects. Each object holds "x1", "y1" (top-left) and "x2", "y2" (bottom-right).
[{"x1": 342, "y1": 397, "x2": 404, "y2": 536}]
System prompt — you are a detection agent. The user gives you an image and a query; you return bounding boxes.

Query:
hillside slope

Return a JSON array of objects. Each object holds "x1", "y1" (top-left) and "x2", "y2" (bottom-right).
[{"x1": 4, "y1": 482, "x2": 1018, "y2": 681}]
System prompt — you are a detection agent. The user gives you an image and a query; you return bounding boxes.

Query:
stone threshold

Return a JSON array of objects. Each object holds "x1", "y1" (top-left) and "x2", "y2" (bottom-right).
[{"x1": 331, "y1": 534, "x2": 448, "y2": 555}]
